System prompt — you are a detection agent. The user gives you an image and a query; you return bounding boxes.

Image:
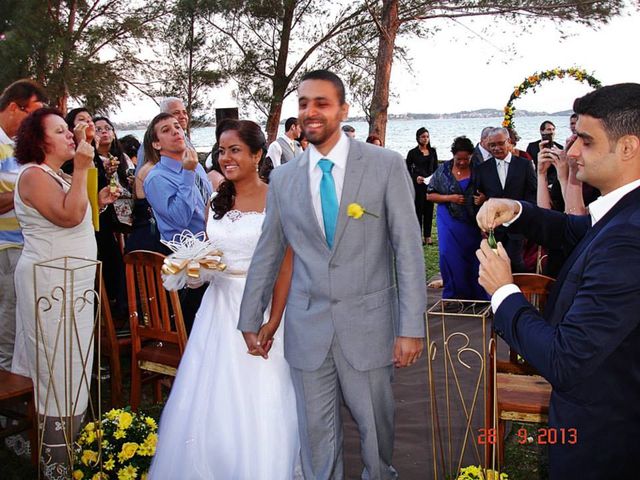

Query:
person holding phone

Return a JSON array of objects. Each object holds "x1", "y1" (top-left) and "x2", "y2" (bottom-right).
[{"x1": 526, "y1": 120, "x2": 564, "y2": 180}]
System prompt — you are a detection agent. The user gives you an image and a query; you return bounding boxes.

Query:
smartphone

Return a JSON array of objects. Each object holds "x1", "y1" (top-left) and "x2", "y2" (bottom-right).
[{"x1": 541, "y1": 133, "x2": 554, "y2": 148}]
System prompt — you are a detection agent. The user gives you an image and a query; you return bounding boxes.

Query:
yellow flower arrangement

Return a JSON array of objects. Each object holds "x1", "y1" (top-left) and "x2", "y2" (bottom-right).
[
  {"x1": 347, "y1": 202, "x2": 379, "y2": 220},
  {"x1": 502, "y1": 67, "x2": 601, "y2": 129},
  {"x1": 457, "y1": 466, "x2": 508, "y2": 480},
  {"x1": 74, "y1": 407, "x2": 158, "y2": 480}
]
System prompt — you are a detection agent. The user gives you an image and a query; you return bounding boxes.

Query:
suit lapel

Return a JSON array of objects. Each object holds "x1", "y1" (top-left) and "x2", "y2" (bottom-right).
[
  {"x1": 295, "y1": 150, "x2": 330, "y2": 251},
  {"x1": 331, "y1": 140, "x2": 366, "y2": 253},
  {"x1": 545, "y1": 186, "x2": 640, "y2": 316}
]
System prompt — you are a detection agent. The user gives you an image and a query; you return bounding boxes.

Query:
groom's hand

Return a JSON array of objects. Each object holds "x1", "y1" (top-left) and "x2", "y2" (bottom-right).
[
  {"x1": 242, "y1": 331, "x2": 269, "y2": 359},
  {"x1": 393, "y1": 336, "x2": 424, "y2": 368}
]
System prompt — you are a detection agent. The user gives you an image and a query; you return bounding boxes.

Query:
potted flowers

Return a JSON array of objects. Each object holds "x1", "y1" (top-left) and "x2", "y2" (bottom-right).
[{"x1": 72, "y1": 407, "x2": 158, "y2": 480}]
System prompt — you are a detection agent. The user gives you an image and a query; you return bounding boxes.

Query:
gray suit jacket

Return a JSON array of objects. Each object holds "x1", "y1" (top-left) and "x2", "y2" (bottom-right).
[{"x1": 238, "y1": 139, "x2": 427, "y2": 372}]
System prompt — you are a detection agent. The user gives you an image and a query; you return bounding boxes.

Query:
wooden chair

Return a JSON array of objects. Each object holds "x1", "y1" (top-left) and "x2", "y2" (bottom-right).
[
  {"x1": 124, "y1": 250, "x2": 187, "y2": 411},
  {"x1": 99, "y1": 280, "x2": 131, "y2": 407},
  {"x1": 0, "y1": 370, "x2": 38, "y2": 466},
  {"x1": 486, "y1": 273, "x2": 555, "y2": 466}
]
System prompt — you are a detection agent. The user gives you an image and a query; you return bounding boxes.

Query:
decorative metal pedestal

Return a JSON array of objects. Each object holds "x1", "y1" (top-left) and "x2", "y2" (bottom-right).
[
  {"x1": 426, "y1": 299, "x2": 495, "y2": 479},
  {"x1": 33, "y1": 256, "x2": 101, "y2": 478}
]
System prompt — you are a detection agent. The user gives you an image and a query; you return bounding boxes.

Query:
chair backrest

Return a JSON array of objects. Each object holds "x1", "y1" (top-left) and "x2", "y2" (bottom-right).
[
  {"x1": 99, "y1": 279, "x2": 117, "y2": 356},
  {"x1": 123, "y1": 250, "x2": 187, "y2": 353},
  {"x1": 500, "y1": 273, "x2": 555, "y2": 372},
  {"x1": 512, "y1": 273, "x2": 555, "y2": 313}
]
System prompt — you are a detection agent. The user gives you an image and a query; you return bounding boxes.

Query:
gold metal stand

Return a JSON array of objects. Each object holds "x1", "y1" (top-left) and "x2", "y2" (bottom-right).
[
  {"x1": 33, "y1": 256, "x2": 101, "y2": 478},
  {"x1": 426, "y1": 299, "x2": 495, "y2": 479}
]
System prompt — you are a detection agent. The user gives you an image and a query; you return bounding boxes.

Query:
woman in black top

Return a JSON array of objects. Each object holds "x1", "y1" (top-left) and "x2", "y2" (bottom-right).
[{"x1": 406, "y1": 127, "x2": 438, "y2": 245}]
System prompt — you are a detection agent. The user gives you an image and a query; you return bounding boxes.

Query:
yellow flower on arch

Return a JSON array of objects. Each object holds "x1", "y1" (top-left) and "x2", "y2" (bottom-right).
[{"x1": 72, "y1": 470, "x2": 84, "y2": 480}]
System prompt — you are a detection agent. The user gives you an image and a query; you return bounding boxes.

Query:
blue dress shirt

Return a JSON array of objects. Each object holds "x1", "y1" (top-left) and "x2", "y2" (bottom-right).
[{"x1": 143, "y1": 155, "x2": 212, "y2": 241}]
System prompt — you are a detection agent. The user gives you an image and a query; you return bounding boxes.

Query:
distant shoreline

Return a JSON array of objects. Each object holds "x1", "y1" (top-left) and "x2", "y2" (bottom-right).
[{"x1": 114, "y1": 108, "x2": 571, "y2": 130}]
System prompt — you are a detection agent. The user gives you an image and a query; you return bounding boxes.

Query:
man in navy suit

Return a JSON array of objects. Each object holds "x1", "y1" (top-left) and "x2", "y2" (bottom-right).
[
  {"x1": 476, "y1": 83, "x2": 640, "y2": 479},
  {"x1": 474, "y1": 127, "x2": 536, "y2": 272}
]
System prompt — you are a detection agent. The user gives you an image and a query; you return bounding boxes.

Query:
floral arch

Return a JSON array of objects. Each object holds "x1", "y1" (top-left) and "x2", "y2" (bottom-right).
[{"x1": 502, "y1": 68, "x2": 602, "y2": 129}]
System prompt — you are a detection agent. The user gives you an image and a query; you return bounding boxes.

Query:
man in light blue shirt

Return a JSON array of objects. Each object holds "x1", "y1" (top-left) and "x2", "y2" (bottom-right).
[
  {"x1": 144, "y1": 153, "x2": 211, "y2": 241},
  {"x1": 142, "y1": 113, "x2": 212, "y2": 333}
]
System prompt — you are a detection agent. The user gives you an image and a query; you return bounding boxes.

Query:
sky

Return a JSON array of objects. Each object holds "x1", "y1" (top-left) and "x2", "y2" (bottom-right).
[{"x1": 112, "y1": 5, "x2": 640, "y2": 123}]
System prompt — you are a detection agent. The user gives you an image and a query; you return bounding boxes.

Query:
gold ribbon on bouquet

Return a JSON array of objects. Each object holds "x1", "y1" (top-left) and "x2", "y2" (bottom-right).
[{"x1": 161, "y1": 251, "x2": 227, "y2": 278}]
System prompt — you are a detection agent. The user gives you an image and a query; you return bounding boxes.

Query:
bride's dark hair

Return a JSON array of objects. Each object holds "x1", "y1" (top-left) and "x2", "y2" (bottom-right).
[{"x1": 212, "y1": 119, "x2": 269, "y2": 219}]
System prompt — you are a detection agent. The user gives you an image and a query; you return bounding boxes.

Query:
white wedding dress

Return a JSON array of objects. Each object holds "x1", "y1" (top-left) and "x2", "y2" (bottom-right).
[{"x1": 149, "y1": 209, "x2": 301, "y2": 479}]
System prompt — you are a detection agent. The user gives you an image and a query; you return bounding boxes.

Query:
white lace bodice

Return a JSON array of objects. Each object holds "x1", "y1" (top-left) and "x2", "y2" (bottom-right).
[{"x1": 206, "y1": 209, "x2": 265, "y2": 272}]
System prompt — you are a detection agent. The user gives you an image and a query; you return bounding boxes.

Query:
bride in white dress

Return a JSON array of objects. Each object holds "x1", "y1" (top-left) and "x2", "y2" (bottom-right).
[{"x1": 149, "y1": 119, "x2": 300, "y2": 479}]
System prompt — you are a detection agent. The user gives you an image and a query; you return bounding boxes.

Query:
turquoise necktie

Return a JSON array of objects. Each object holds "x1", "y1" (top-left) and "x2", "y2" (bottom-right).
[{"x1": 318, "y1": 158, "x2": 338, "y2": 248}]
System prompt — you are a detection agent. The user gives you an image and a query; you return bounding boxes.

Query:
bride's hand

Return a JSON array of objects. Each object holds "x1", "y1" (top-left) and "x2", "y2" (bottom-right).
[
  {"x1": 257, "y1": 321, "x2": 278, "y2": 354},
  {"x1": 242, "y1": 331, "x2": 268, "y2": 359}
]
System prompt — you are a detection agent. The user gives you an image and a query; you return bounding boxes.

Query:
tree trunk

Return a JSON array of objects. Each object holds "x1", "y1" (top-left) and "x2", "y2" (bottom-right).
[
  {"x1": 265, "y1": 94, "x2": 284, "y2": 144},
  {"x1": 265, "y1": 0, "x2": 295, "y2": 143},
  {"x1": 368, "y1": 0, "x2": 400, "y2": 143}
]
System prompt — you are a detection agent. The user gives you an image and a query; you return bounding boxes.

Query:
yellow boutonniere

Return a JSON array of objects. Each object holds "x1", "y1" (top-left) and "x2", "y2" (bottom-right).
[{"x1": 347, "y1": 203, "x2": 378, "y2": 219}]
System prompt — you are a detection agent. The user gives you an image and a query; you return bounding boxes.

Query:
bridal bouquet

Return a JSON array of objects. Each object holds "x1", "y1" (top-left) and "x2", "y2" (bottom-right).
[
  {"x1": 72, "y1": 407, "x2": 158, "y2": 480},
  {"x1": 160, "y1": 230, "x2": 226, "y2": 290}
]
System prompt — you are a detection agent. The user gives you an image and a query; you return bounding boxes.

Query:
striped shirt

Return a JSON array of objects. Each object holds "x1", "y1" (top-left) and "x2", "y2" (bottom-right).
[{"x1": 0, "y1": 126, "x2": 23, "y2": 249}]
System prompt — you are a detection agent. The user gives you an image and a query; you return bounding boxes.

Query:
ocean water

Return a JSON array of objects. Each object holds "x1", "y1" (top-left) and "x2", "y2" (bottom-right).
[{"x1": 119, "y1": 115, "x2": 572, "y2": 159}]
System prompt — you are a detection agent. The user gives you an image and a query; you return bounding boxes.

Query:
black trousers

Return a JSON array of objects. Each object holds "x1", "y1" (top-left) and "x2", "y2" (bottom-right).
[
  {"x1": 179, "y1": 284, "x2": 207, "y2": 335},
  {"x1": 414, "y1": 183, "x2": 434, "y2": 239}
]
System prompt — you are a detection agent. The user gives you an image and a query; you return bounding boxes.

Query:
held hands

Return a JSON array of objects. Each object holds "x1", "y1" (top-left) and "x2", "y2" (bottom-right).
[
  {"x1": 476, "y1": 198, "x2": 520, "y2": 232},
  {"x1": 74, "y1": 140, "x2": 95, "y2": 171},
  {"x1": 476, "y1": 240, "x2": 513, "y2": 295},
  {"x1": 393, "y1": 336, "x2": 424, "y2": 368},
  {"x1": 183, "y1": 148, "x2": 199, "y2": 171},
  {"x1": 242, "y1": 331, "x2": 271, "y2": 359}
]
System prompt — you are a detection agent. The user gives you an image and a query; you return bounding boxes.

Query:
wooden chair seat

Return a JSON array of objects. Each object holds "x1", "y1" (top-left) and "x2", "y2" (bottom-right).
[
  {"x1": 496, "y1": 372, "x2": 551, "y2": 423},
  {"x1": 0, "y1": 370, "x2": 38, "y2": 465},
  {"x1": 137, "y1": 343, "x2": 182, "y2": 375},
  {"x1": 0, "y1": 371, "x2": 33, "y2": 400}
]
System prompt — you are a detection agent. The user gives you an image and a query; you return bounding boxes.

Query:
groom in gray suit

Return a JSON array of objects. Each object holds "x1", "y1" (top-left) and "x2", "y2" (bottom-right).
[{"x1": 238, "y1": 70, "x2": 427, "y2": 480}]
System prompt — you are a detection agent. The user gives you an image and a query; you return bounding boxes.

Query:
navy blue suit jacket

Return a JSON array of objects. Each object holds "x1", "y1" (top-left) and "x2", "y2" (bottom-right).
[
  {"x1": 474, "y1": 155, "x2": 537, "y2": 203},
  {"x1": 494, "y1": 188, "x2": 640, "y2": 479}
]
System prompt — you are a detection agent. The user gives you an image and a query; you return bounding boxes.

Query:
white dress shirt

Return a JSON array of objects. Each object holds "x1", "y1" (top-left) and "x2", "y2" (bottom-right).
[
  {"x1": 491, "y1": 178, "x2": 640, "y2": 312},
  {"x1": 308, "y1": 132, "x2": 350, "y2": 235},
  {"x1": 495, "y1": 152, "x2": 512, "y2": 189},
  {"x1": 267, "y1": 136, "x2": 296, "y2": 168}
]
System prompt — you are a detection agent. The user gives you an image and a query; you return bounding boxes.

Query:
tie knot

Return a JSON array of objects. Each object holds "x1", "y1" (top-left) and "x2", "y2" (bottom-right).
[{"x1": 318, "y1": 158, "x2": 334, "y2": 173}]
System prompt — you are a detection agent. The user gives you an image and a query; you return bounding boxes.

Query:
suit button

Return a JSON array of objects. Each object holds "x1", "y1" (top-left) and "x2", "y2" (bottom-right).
[
  {"x1": 330, "y1": 264, "x2": 339, "y2": 269},
  {"x1": 331, "y1": 299, "x2": 340, "y2": 305}
]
